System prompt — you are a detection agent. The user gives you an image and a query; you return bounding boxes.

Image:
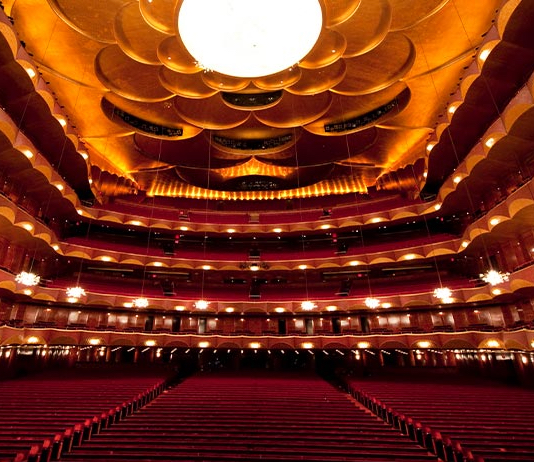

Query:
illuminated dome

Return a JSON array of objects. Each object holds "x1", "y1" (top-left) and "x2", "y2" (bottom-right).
[{"x1": 178, "y1": 0, "x2": 323, "y2": 78}]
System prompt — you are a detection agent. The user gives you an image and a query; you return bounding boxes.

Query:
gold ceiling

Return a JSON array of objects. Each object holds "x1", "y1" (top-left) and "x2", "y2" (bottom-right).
[{"x1": 5, "y1": 0, "x2": 501, "y2": 199}]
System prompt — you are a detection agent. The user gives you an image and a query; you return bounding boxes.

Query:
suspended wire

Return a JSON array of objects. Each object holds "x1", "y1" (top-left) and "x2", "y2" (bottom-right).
[
  {"x1": 341, "y1": 96, "x2": 375, "y2": 304},
  {"x1": 139, "y1": 137, "x2": 164, "y2": 300},
  {"x1": 200, "y1": 130, "x2": 213, "y2": 304},
  {"x1": 293, "y1": 124, "x2": 312, "y2": 307},
  {"x1": 411, "y1": 2, "x2": 497, "y2": 282}
]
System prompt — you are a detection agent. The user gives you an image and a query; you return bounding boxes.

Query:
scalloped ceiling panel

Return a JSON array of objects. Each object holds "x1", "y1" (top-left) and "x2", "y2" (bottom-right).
[{"x1": 3, "y1": 0, "x2": 503, "y2": 198}]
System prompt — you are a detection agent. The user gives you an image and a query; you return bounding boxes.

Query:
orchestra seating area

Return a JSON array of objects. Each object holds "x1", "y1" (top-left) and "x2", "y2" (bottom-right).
[
  {"x1": 4, "y1": 364, "x2": 534, "y2": 462},
  {"x1": 345, "y1": 375, "x2": 534, "y2": 462},
  {"x1": 0, "y1": 366, "x2": 170, "y2": 462},
  {"x1": 57, "y1": 372, "x2": 437, "y2": 462}
]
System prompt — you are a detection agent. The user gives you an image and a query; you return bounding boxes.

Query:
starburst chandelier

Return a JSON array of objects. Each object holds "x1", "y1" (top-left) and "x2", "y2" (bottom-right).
[
  {"x1": 480, "y1": 270, "x2": 509, "y2": 286},
  {"x1": 365, "y1": 297, "x2": 380, "y2": 309},
  {"x1": 195, "y1": 299, "x2": 210, "y2": 310},
  {"x1": 133, "y1": 297, "x2": 149, "y2": 308},
  {"x1": 433, "y1": 287, "x2": 453, "y2": 303},
  {"x1": 301, "y1": 301, "x2": 317, "y2": 311},
  {"x1": 66, "y1": 286, "x2": 86, "y2": 299},
  {"x1": 15, "y1": 271, "x2": 40, "y2": 286}
]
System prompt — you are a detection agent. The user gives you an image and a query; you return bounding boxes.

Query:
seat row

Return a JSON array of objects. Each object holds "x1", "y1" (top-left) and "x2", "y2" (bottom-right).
[
  {"x1": 345, "y1": 377, "x2": 534, "y2": 462},
  {"x1": 0, "y1": 369, "x2": 170, "y2": 462},
  {"x1": 58, "y1": 373, "x2": 438, "y2": 462}
]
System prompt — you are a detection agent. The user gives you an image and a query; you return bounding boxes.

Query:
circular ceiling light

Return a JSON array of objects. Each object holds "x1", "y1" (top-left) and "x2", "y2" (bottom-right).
[{"x1": 178, "y1": 0, "x2": 323, "y2": 78}]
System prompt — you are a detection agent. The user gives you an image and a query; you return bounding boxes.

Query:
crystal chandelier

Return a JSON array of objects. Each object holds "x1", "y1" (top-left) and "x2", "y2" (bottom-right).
[
  {"x1": 133, "y1": 297, "x2": 149, "y2": 308},
  {"x1": 301, "y1": 301, "x2": 316, "y2": 311},
  {"x1": 195, "y1": 299, "x2": 210, "y2": 310},
  {"x1": 15, "y1": 271, "x2": 40, "y2": 286},
  {"x1": 433, "y1": 287, "x2": 452, "y2": 303},
  {"x1": 480, "y1": 270, "x2": 509, "y2": 286},
  {"x1": 365, "y1": 297, "x2": 380, "y2": 309},
  {"x1": 66, "y1": 286, "x2": 86, "y2": 299}
]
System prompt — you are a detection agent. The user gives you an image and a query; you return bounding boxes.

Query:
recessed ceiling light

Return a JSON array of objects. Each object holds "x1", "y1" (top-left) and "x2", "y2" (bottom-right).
[
  {"x1": 25, "y1": 67, "x2": 36, "y2": 78},
  {"x1": 485, "y1": 137, "x2": 496, "y2": 148},
  {"x1": 479, "y1": 48, "x2": 491, "y2": 62},
  {"x1": 21, "y1": 149, "x2": 34, "y2": 159}
]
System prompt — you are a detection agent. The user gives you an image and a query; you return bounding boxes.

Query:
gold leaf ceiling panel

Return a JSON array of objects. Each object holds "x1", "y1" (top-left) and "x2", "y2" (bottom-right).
[
  {"x1": 304, "y1": 84, "x2": 410, "y2": 136},
  {"x1": 252, "y1": 68, "x2": 302, "y2": 92},
  {"x1": 47, "y1": 0, "x2": 129, "y2": 43},
  {"x1": 173, "y1": 94, "x2": 250, "y2": 130},
  {"x1": 333, "y1": 33, "x2": 416, "y2": 95},
  {"x1": 114, "y1": 1, "x2": 171, "y2": 64},
  {"x1": 298, "y1": 29, "x2": 347, "y2": 68},
  {"x1": 101, "y1": 94, "x2": 203, "y2": 140},
  {"x1": 95, "y1": 45, "x2": 173, "y2": 102},
  {"x1": 200, "y1": 72, "x2": 251, "y2": 93},
  {"x1": 388, "y1": 0, "x2": 449, "y2": 32},
  {"x1": 159, "y1": 67, "x2": 218, "y2": 99},
  {"x1": 286, "y1": 61, "x2": 347, "y2": 96},
  {"x1": 157, "y1": 36, "x2": 199, "y2": 74},
  {"x1": 139, "y1": 0, "x2": 177, "y2": 34},
  {"x1": 254, "y1": 92, "x2": 332, "y2": 129},
  {"x1": 323, "y1": 0, "x2": 361, "y2": 27},
  {"x1": 334, "y1": 0, "x2": 391, "y2": 58}
]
